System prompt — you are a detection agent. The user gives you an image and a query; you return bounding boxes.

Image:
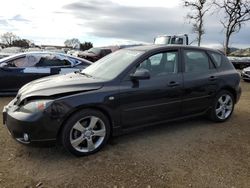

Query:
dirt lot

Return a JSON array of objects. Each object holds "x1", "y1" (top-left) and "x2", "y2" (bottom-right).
[{"x1": 0, "y1": 82, "x2": 250, "y2": 188}]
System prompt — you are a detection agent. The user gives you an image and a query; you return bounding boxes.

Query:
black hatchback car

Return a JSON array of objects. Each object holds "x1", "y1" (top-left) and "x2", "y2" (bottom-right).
[{"x1": 3, "y1": 45, "x2": 241, "y2": 156}]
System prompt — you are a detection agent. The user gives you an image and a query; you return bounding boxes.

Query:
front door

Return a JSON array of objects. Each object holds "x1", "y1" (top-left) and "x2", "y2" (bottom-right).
[{"x1": 119, "y1": 50, "x2": 183, "y2": 128}]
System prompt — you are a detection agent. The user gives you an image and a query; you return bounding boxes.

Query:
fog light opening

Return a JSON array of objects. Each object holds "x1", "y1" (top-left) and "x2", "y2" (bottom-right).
[{"x1": 23, "y1": 133, "x2": 29, "y2": 142}]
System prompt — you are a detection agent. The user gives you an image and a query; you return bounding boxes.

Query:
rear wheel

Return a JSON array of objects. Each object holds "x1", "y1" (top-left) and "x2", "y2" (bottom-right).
[
  {"x1": 61, "y1": 109, "x2": 110, "y2": 156},
  {"x1": 209, "y1": 90, "x2": 235, "y2": 122}
]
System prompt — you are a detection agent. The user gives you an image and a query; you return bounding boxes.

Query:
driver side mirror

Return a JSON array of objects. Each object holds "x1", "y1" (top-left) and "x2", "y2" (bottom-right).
[
  {"x1": 0, "y1": 63, "x2": 8, "y2": 68},
  {"x1": 130, "y1": 68, "x2": 150, "y2": 80}
]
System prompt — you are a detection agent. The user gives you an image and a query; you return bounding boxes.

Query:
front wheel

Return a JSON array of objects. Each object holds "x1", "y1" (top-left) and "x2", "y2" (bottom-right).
[
  {"x1": 61, "y1": 109, "x2": 110, "y2": 156},
  {"x1": 209, "y1": 91, "x2": 235, "y2": 122}
]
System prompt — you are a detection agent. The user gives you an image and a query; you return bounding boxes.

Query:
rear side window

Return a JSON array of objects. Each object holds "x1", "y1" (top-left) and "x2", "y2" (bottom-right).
[
  {"x1": 209, "y1": 52, "x2": 222, "y2": 67},
  {"x1": 35, "y1": 54, "x2": 71, "y2": 67},
  {"x1": 184, "y1": 50, "x2": 210, "y2": 72},
  {"x1": 36, "y1": 59, "x2": 71, "y2": 67}
]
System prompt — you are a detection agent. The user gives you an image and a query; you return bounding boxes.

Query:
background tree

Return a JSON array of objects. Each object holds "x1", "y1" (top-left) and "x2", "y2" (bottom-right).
[
  {"x1": 80, "y1": 42, "x2": 93, "y2": 51},
  {"x1": 12, "y1": 39, "x2": 30, "y2": 48},
  {"x1": 64, "y1": 38, "x2": 81, "y2": 49},
  {"x1": 184, "y1": 0, "x2": 210, "y2": 46},
  {"x1": 213, "y1": 0, "x2": 250, "y2": 55},
  {"x1": 0, "y1": 32, "x2": 19, "y2": 46}
]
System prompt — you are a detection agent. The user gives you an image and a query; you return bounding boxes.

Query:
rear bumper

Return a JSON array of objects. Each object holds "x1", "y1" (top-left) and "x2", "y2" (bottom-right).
[{"x1": 235, "y1": 85, "x2": 241, "y2": 104}]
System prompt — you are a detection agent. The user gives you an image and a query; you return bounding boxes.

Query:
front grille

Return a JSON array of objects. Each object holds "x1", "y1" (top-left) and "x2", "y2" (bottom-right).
[{"x1": 13, "y1": 95, "x2": 21, "y2": 106}]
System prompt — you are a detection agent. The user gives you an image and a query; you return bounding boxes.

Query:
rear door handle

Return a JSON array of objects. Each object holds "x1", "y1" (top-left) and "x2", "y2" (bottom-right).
[
  {"x1": 168, "y1": 81, "x2": 180, "y2": 87},
  {"x1": 209, "y1": 76, "x2": 217, "y2": 81}
]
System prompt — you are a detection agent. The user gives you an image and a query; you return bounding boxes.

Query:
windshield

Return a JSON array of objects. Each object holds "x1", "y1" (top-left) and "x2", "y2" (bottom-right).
[
  {"x1": 81, "y1": 49, "x2": 143, "y2": 80},
  {"x1": 87, "y1": 48, "x2": 101, "y2": 55},
  {"x1": 154, "y1": 36, "x2": 170, "y2": 45}
]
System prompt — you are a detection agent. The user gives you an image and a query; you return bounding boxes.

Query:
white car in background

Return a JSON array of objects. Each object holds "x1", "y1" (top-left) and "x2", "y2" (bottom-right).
[
  {"x1": 241, "y1": 67, "x2": 250, "y2": 81},
  {"x1": 0, "y1": 47, "x2": 23, "y2": 59}
]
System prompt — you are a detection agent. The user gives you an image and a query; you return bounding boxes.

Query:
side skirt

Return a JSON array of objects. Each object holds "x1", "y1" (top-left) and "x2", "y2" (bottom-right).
[{"x1": 112, "y1": 110, "x2": 210, "y2": 137}]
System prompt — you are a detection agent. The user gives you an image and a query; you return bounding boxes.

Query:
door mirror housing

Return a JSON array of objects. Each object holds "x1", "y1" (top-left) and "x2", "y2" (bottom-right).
[
  {"x1": 0, "y1": 63, "x2": 8, "y2": 68},
  {"x1": 130, "y1": 69, "x2": 150, "y2": 80}
]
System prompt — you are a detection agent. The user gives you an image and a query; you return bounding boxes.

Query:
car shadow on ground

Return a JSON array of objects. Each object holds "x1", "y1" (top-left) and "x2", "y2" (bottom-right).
[{"x1": 17, "y1": 116, "x2": 215, "y2": 160}]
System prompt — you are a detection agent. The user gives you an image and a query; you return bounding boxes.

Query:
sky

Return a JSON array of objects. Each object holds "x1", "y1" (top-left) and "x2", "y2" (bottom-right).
[{"x1": 0, "y1": 0, "x2": 249, "y2": 48}]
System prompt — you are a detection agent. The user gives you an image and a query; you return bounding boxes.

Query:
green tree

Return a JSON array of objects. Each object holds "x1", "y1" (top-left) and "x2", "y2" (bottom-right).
[
  {"x1": 0, "y1": 32, "x2": 19, "y2": 46},
  {"x1": 213, "y1": 0, "x2": 250, "y2": 55},
  {"x1": 80, "y1": 42, "x2": 93, "y2": 51},
  {"x1": 12, "y1": 39, "x2": 30, "y2": 48},
  {"x1": 64, "y1": 38, "x2": 80, "y2": 49},
  {"x1": 184, "y1": 0, "x2": 210, "y2": 46}
]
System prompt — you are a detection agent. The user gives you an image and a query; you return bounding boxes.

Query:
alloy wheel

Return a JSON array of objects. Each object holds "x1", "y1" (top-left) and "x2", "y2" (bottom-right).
[
  {"x1": 215, "y1": 94, "x2": 233, "y2": 120},
  {"x1": 69, "y1": 116, "x2": 106, "y2": 153}
]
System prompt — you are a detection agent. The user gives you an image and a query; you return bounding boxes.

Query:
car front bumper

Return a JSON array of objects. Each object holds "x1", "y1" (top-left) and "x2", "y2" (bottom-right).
[
  {"x1": 3, "y1": 100, "x2": 60, "y2": 146},
  {"x1": 241, "y1": 72, "x2": 250, "y2": 80}
]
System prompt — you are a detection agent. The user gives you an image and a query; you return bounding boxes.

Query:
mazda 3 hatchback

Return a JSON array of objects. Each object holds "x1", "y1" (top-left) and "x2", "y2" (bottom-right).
[{"x1": 3, "y1": 45, "x2": 241, "y2": 156}]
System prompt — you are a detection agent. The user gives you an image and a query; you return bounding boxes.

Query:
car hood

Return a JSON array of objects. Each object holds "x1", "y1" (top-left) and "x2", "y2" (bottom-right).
[
  {"x1": 18, "y1": 72, "x2": 104, "y2": 101},
  {"x1": 80, "y1": 51, "x2": 97, "y2": 57},
  {"x1": 243, "y1": 67, "x2": 250, "y2": 71}
]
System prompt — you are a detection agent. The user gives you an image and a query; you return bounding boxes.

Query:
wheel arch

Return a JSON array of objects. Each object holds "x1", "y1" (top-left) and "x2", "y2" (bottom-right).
[
  {"x1": 219, "y1": 86, "x2": 237, "y2": 102},
  {"x1": 56, "y1": 105, "x2": 114, "y2": 142}
]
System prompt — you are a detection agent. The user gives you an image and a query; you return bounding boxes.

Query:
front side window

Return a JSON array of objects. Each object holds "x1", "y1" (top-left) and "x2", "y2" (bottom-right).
[
  {"x1": 184, "y1": 50, "x2": 210, "y2": 72},
  {"x1": 9, "y1": 57, "x2": 26, "y2": 67},
  {"x1": 6, "y1": 55, "x2": 41, "y2": 68},
  {"x1": 137, "y1": 51, "x2": 178, "y2": 77}
]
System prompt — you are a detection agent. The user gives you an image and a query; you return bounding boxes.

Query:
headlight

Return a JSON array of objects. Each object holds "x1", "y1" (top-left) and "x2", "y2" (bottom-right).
[{"x1": 19, "y1": 100, "x2": 53, "y2": 113}]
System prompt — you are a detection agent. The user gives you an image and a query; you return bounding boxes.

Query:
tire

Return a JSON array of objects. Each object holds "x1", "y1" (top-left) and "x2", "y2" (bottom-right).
[
  {"x1": 209, "y1": 90, "x2": 235, "y2": 122},
  {"x1": 61, "y1": 109, "x2": 111, "y2": 156}
]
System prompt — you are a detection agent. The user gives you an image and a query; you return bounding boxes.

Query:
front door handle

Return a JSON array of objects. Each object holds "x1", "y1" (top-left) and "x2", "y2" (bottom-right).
[
  {"x1": 209, "y1": 76, "x2": 217, "y2": 81},
  {"x1": 168, "y1": 81, "x2": 180, "y2": 87}
]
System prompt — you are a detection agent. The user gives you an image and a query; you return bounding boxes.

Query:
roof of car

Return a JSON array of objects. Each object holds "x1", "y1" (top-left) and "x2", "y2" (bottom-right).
[
  {"x1": 0, "y1": 51, "x2": 92, "y2": 64},
  {"x1": 126, "y1": 44, "x2": 223, "y2": 54}
]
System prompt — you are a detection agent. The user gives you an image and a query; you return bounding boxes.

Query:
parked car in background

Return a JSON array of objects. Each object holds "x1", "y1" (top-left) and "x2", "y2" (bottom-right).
[
  {"x1": 67, "y1": 49, "x2": 81, "y2": 57},
  {"x1": 78, "y1": 47, "x2": 112, "y2": 62},
  {"x1": 25, "y1": 47, "x2": 41, "y2": 52},
  {"x1": 0, "y1": 47, "x2": 23, "y2": 59},
  {"x1": 3, "y1": 45, "x2": 241, "y2": 156},
  {"x1": 0, "y1": 52, "x2": 91, "y2": 95},
  {"x1": 43, "y1": 47, "x2": 65, "y2": 53},
  {"x1": 228, "y1": 56, "x2": 250, "y2": 69},
  {"x1": 241, "y1": 67, "x2": 250, "y2": 81},
  {"x1": 154, "y1": 34, "x2": 189, "y2": 45}
]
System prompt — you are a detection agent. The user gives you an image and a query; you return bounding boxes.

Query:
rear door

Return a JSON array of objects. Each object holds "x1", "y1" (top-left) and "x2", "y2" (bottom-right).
[{"x1": 181, "y1": 49, "x2": 219, "y2": 116}]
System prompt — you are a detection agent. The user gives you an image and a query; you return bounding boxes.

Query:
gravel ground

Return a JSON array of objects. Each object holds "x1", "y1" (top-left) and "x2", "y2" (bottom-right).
[{"x1": 0, "y1": 81, "x2": 250, "y2": 188}]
